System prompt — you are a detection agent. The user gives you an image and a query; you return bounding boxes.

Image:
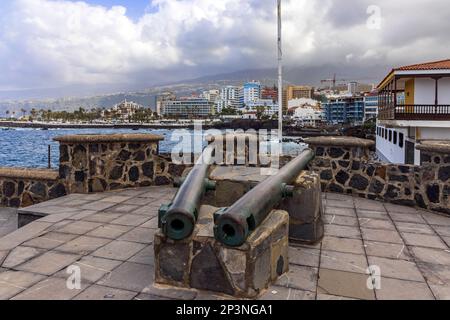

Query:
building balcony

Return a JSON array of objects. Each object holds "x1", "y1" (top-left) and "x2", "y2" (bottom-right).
[{"x1": 378, "y1": 104, "x2": 450, "y2": 121}]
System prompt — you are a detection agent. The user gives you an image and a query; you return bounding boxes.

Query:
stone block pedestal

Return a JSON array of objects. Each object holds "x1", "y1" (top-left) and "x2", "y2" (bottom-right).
[
  {"x1": 208, "y1": 166, "x2": 324, "y2": 244},
  {"x1": 279, "y1": 171, "x2": 324, "y2": 244},
  {"x1": 154, "y1": 205, "x2": 289, "y2": 298}
]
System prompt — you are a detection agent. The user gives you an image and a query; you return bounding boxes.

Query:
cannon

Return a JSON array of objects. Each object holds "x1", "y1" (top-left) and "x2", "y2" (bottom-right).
[
  {"x1": 159, "y1": 146, "x2": 215, "y2": 240},
  {"x1": 213, "y1": 148, "x2": 315, "y2": 247}
]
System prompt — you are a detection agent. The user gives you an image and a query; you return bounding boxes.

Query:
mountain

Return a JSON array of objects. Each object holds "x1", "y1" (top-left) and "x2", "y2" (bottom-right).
[
  {"x1": 180, "y1": 64, "x2": 388, "y2": 86},
  {"x1": 0, "y1": 64, "x2": 389, "y2": 115}
]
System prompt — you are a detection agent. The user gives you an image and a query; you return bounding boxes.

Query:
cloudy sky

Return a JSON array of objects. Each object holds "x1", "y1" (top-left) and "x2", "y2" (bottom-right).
[{"x1": 0, "y1": 0, "x2": 449, "y2": 98}]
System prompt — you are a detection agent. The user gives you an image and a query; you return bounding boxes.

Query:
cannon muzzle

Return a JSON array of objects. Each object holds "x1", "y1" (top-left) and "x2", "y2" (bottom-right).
[
  {"x1": 159, "y1": 146, "x2": 215, "y2": 240},
  {"x1": 214, "y1": 148, "x2": 315, "y2": 247}
]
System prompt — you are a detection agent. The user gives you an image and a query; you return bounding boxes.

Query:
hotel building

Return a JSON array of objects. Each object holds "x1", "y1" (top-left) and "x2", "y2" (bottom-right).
[{"x1": 161, "y1": 98, "x2": 215, "y2": 118}]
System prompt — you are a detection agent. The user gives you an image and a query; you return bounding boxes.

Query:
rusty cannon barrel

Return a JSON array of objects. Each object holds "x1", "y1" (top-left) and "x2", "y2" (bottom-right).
[
  {"x1": 214, "y1": 148, "x2": 315, "y2": 247},
  {"x1": 159, "y1": 146, "x2": 215, "y2": 240}
]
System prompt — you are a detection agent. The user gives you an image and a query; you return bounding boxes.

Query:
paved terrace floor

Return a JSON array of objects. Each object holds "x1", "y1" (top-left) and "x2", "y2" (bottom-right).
[{"x1": 0, "y1": 188, "x2": 449, "y2": 300}]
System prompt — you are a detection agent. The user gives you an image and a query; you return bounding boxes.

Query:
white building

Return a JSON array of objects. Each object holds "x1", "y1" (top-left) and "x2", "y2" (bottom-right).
[
  {"x1": 217, "y1": 86, "x2": 240, "y2": 113},
  {"x1": 288, "y1": 98, "x2": 319, "y2": 109},
  {"x1": 240, "y1": 81, "x2": 261, "y2": 107},
  {"x1": 364, "y1": 91, "x2": 379, "y2": 121},
  {"x1": 202, "y1": 89, "x2": 220, "y2": 103},
  {"x1": 288, "y1": 98, "x2": 324, "y2": 127},
  {"x1": 156, "y1": 92, "x2": 176, "y2": 116},
  {"x1": 348, "y1": 82, "x2": 358, "y2": 95},
  {"x1": 104, "y1": 100, "x2": 143, "y2": 121},
  {"x1": 376, "y1": 59, "x2": 450, "y2": 165},
  {"x1": 243, "y1": 99, "x2": 279, "y2": 117}
]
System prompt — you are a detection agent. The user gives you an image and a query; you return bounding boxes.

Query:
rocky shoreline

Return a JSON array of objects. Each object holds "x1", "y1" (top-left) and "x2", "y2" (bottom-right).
[{"x1": 0, "y1": 120, "x2": 341, "y2": 137}]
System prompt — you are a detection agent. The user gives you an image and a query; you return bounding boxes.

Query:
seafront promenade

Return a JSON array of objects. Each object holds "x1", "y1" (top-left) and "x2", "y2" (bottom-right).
[{"x1": 0, "y1": 188, "x2": 449, "y2": 300}]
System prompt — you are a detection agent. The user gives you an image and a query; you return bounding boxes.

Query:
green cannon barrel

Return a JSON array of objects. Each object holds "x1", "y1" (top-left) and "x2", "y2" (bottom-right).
[
  {"x1": 159, "y1": 146, "x2": 215, "y2": 240},
  {"x1": 214, "y1": 148, "x2": 315, "y2": 247}
]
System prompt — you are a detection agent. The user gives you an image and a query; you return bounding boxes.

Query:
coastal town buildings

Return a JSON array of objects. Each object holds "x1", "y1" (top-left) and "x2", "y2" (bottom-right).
[
  {"x1": 376, "y1": 59, "x2": 450, "y2": 165},
  {"x1": 101, "y1": 100, "x2": 143, "y2": 121}
]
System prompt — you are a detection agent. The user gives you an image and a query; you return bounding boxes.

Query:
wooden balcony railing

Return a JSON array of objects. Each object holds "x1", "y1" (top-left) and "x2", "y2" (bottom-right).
[{"x1": 378, "y1": 104, "x2": 450, "y2": 121}]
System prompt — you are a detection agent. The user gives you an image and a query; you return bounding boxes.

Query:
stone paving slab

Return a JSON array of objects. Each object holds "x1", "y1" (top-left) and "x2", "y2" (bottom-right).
[
  {"x1": 0, "y1": 188, "x2": 449, "y2": 300},
  {"x1": 0, "y1": 208, "x2": 18, "y2": 238},
  {"x1": 2, "y1": 246, "x2": 45, "y2": 269},
  {"x1": 74, "y1": 285, "x2": 138, "y2": 300}
]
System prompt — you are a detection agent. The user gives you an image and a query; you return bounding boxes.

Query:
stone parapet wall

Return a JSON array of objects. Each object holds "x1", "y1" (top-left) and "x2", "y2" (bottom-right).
[
  {"x1": 55, "y1": 134, "x2": 188, "y2": 194},
  {"x1": 1, "y1": 134, "x2": 191, "y2": 208},
  {"x1": 0, "y1": 168, "x2": 65, "y2": 208},
  {"x1": 306, "y1": 137, "x2": 450, "y2": 215}
]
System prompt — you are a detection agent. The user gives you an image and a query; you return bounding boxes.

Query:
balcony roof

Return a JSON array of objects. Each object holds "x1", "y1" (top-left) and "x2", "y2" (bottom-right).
[
  {"x1": 396, "y1": 59, "x2": 450, "y2": 71},
  {"x1": 377, "y1": 59, "x2": 450, "y2": 90}
]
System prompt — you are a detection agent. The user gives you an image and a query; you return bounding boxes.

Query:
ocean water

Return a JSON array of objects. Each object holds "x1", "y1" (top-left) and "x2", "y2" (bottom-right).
[{"x1": 0, "y1": 127, "x2": 306, "y2": 168}]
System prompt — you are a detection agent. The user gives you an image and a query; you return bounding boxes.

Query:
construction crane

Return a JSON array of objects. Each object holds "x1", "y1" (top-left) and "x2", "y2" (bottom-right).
[{"x1": 320, "y1": 74, "x2": 354, "y2": 91}]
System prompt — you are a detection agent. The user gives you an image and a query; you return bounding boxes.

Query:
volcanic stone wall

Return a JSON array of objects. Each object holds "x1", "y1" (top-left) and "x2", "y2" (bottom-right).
[
  {"x1": 0, "y1": 168, "x2": 64, "y2": 208},
  {"x1": 306, "y1": 137, "x2": 450, "y2": 215},
  {"x1": 55, "y1": 134, "x2": 188, "y2": 194},
  {"x1": 0, "y1": 134, "x2": 190, "y2": 208}
]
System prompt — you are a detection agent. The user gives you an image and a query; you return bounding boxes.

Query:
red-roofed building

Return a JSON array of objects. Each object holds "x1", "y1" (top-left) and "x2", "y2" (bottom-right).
[{"x1": 376, "y1": 59, "x2": 450, "y2": 165}]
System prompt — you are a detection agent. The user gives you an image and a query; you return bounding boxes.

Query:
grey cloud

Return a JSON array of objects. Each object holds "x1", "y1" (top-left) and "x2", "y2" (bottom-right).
[{"x1": 0, "y1": 0, "x2": 449, "y2": 97}]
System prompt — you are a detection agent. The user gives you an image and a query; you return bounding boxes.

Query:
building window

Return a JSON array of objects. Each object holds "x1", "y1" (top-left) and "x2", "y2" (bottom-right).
[
  {"x1": 399, "y1": 133, "x2": 404, "y2": 148},
  {"x1": 393, "y1": 131, "x2": 398, "y2": 145},
  {"x1": 389, "y1": 130, "x2": 392, "y2": 142}
]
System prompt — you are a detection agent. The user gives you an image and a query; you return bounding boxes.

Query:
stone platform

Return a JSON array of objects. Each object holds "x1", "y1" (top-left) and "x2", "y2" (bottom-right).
[
  {"x1": 1, "y1": 187, "x2": 450, "y2": 300},
  {"x1": 155, "y1": 206, "x2": 289, "y2": 298},
  {"x1": 208, "y1": 166, "x2": 324, "y2": 244}
]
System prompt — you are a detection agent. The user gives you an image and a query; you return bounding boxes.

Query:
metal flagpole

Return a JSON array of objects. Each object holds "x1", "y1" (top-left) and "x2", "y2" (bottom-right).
[{"x1": 277, "y1": 0, "x2": 283, "y2": 142}]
